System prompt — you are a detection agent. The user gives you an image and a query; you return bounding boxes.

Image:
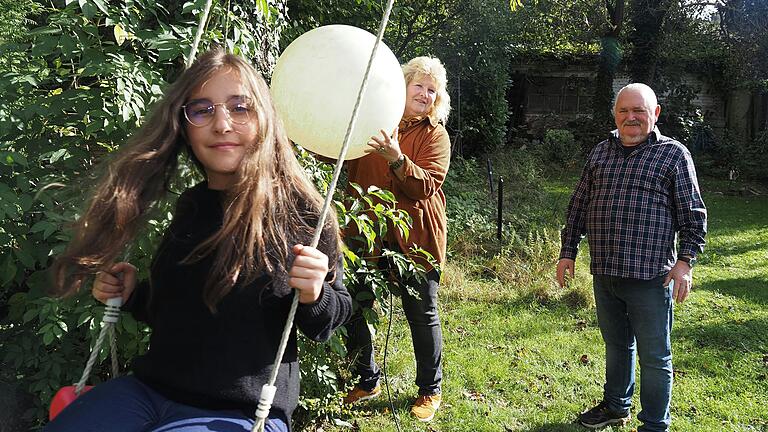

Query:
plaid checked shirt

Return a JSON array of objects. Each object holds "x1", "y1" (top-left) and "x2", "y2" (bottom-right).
[{"x1": 560, "y1": 127, "x2": 707, "y2": 280}]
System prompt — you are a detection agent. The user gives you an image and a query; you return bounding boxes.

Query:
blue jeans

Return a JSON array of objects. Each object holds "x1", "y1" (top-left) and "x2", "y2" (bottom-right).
[
  {"x1": 345, "y1": 266, "x2": 443, "y2": 396},
  {"x1": 593, "y1": 275, "x2": 673, "y2": 432},
  {"x1": 44, "y1": 376, "x2": 289, "y2": 432}
]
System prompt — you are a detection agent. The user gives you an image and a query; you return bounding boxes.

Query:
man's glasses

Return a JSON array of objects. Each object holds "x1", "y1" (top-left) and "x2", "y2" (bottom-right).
[{"x1": 182, "y1": 96, "x2": 253, "y2": 127}]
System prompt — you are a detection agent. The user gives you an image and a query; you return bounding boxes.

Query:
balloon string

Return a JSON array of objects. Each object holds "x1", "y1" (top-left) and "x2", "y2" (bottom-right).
[{"x1": 251, "y1": 1, "x2": 397, "y2": 430}]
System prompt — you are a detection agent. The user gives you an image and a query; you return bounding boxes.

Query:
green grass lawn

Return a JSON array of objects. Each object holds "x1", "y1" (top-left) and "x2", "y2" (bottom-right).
[{"x1": 321, "y1": 175, "x2": 768, "y2": 432}]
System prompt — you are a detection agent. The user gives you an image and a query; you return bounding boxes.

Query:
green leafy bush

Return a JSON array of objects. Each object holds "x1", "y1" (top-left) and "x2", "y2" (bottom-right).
[
  {"x1": 535, "y1": 129, "x2": 576, "y2": 164},
  {"x1": 292, "y1": 150, "x2": 429, "y2": 428},
  {"x1": 0, "y1": 0, "x2": 408, "y2": 427},
  {"x1": 698, "y1": 129, "x2": 768, "y2": 182}
]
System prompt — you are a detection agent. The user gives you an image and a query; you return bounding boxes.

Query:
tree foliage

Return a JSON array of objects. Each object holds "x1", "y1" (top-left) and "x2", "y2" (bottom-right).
[
  {"x1": 3, "y1": 0, "x2": 767, "y2": 426},
  {"x1": 717, "y1": 0, "x2": 768, "y2": 89},
  {"x1": 0, "y1": 0, "x2": 434, "y2": 426}
]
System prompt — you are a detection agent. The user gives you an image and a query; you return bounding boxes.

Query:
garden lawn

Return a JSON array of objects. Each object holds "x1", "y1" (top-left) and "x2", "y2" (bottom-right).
[{"x1": 325, "y1": 176, "x2": 768, "y2": 432}]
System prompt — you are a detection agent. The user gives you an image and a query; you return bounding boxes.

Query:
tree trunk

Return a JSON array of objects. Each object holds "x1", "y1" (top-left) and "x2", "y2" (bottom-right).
[
  {"x1": 628, "y1": 0, "x2": 674, "y2": 85},
  {"x1": 593, "y1": 36, "x2": 622, "y2": 129},
  {"x1": 592, "y1": 0, "x2": 625, "y2": 131}
]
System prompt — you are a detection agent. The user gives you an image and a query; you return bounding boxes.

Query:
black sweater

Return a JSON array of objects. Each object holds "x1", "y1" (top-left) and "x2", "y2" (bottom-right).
[{"x1": 124, "y1": 183, "x2": 351, "y2": 426}]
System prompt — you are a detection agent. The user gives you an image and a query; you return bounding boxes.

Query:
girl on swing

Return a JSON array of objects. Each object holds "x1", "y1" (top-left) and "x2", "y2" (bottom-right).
[{"x1": 47, "y1": 48, "x2": 352, "y2": 432}]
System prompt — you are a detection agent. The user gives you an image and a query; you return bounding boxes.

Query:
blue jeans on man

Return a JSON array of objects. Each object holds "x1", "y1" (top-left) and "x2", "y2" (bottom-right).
[{"x1": 593, "y1": 274, "x2": 673, "y2": 432}]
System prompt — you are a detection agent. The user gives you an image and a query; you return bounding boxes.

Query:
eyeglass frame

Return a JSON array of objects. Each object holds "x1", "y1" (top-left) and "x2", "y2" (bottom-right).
[{"x1": 181, "y1": 96, "x2": 254, "y2": 128}]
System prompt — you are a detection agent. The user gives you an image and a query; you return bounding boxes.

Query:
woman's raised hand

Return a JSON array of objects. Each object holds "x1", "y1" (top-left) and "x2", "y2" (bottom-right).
[
  {"x1": 365, "y1": 127, "x2": 401, "y2": 163},
  {"x1": 92, "y1": 262, "x2": 137, "y2": 304},
  {"x1": 288, "y1": 244, "x2": 330, "y2": 304}
]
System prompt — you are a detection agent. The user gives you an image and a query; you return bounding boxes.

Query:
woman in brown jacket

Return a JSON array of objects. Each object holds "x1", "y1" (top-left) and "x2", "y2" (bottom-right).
[{"x1": 342, "y1": 56, "x2": 451, "y2": 423}]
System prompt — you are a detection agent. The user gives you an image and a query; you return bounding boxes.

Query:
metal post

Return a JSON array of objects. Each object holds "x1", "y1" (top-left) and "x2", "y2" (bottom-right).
[{"x1": 497, "y1": 176, "x2": 504, "y2": 241}]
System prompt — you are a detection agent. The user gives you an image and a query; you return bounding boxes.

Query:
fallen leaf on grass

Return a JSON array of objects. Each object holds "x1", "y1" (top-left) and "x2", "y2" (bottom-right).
[
  {"x1": 580, "y1": 354, "x2": 589, "y2": 365},
  {"x1": 463, "y1": 390, "x2": 485, "y2": 401},
  {"x1": 332, "y1": 418, "x2": 354, "y2": 428}
]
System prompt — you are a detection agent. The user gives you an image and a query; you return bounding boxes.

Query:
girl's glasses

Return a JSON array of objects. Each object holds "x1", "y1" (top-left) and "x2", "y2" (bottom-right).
[{"x1": 182, "y1": 96, "x2": 252, "y2": 127}]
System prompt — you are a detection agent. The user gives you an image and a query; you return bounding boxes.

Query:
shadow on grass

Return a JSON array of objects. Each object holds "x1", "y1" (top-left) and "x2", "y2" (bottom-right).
[
  {"x1": 695, "y1": 274, "x2": 768, "y2": 305},
  {"x1": 333, "y1": 395, "x2": 413, "y2": 428},
  {"x1": 522, "y1": 422, "x2": 586, "y2": 432},
  {"x1": 675, "y1": 315, "x2": 768, "y2": 354},
  {"x1": 364, "y1": 392, "x2": 414, "y2": 413},
  {"x1": 701, "y1": 234, "x2": 768, "y2": 259}
]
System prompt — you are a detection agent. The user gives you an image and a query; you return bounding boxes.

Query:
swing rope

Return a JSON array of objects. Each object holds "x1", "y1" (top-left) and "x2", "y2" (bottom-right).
[
  {"x1": 186, "y1": 0, "x2": 215, "y2": 68},
  {"x1": 69, "y1": 0, "x2": 396, "y2": 426},
  {"x1": 74, "y1": 297, "x2": 122, "y2": 395},
  {"x1": 251, "y1": 1, "x2": 396, "y2": 430}
]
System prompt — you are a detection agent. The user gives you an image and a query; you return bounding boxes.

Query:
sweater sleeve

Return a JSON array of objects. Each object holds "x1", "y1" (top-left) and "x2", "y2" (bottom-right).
[
  {"x1": 122, "y1": 279, "x2": 152, "y2": 325},
  {"x1": 394, "y1": 125, "x2": 451, "y2": 201},
  {"x1": 120, "y1": 185, "x2": 200, "y2": 326},
  {"x1": 294, "y1": 255, "x2": 351, "y2": 342}
]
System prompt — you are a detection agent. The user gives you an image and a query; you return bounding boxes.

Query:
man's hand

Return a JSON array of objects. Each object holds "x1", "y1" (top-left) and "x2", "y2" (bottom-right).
[
  {"x1": 556, "y1": 258, "x2": 575, "y2": 288},
  {"x1": 664, "y1": 260, "x2": 693, "y2": 304}
]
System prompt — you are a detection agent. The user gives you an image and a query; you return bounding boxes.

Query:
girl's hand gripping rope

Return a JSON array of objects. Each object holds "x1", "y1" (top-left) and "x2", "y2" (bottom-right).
[
  {"x1": 92, "y1": 262, "x2": 137, "y2": 305},
  {"x1": 288, "y1": 244, "x2": 330, "y2": 304}
]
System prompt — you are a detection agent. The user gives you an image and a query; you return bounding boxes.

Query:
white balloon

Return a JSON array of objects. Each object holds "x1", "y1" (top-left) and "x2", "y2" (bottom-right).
[{"x1": 270, "y1": 25, "x2": 406, "y2": 160}]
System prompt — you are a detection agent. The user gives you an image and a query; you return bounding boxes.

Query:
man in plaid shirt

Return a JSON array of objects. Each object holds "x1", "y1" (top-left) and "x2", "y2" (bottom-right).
[{"x1": 557, "y1": 83, "x2": 707, "y2": 431}]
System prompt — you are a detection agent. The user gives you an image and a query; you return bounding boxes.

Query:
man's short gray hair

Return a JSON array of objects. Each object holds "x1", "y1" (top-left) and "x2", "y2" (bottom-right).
[{"x1": 613, "y1": 83, "x2": 658, "y2": 111}]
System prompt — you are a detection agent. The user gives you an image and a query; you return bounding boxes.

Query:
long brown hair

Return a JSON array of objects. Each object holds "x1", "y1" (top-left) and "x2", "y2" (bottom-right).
[{"x1": 52, "y1": 48, "x2": 341, "y2": 309}]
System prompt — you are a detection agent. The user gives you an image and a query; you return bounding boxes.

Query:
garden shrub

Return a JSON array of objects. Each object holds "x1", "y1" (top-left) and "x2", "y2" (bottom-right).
[
  {"x1": 698, "y1": 129, "x2": 768, "y2": 182},
  {"x1": 0, "y1": 1, "x2": 427, "y2": 427},
  {"x1": 536, "y1": 129, "x2": 576, "y2": 164},
  {"x1": 657, "y1": 80, "x2": 701, "y2": 146}
]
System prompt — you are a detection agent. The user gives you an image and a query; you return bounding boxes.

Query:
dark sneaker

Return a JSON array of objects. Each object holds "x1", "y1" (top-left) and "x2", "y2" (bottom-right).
[{"x1": 578, "y1": 400, "x2": 631, "y2": 429}]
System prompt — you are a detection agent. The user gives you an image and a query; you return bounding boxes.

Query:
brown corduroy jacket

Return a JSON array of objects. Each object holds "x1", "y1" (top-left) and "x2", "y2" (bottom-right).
[{"x1": 346, "y1": 116, "x2": 451, "y2": 270}]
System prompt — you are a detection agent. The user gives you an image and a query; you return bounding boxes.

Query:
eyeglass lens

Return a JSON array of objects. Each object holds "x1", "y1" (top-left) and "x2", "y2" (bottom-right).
[{"x1": 184, "y1": 96, "x2": 251, "y2": 127}]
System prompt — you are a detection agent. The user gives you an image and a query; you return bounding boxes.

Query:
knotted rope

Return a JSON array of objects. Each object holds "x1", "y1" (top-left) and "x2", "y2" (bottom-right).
[{"x1": 74, "y1": 297, "x2": 122, "y2": 395}]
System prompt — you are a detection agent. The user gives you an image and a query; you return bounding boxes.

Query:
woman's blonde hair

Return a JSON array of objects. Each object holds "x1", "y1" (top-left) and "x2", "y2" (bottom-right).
[
  {"x1": 52, "y1": 48, "x2": 340, "y2": 310},
  {"x1": 402, "y1": 56, "x2": 451, "y2": 124}
]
